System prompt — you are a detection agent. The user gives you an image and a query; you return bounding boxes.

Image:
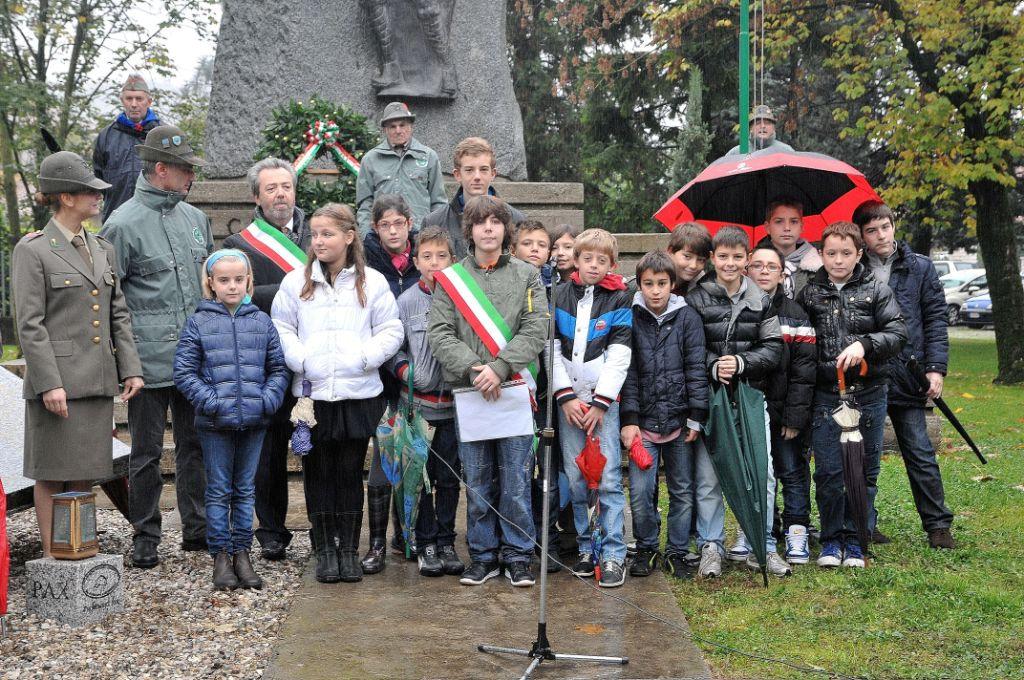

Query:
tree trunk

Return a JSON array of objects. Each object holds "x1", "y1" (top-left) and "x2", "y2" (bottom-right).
[
  {"x1": 0, "y1": 127, "x2": 22, "y2": 248},
  {"x1": 970, "y1": 178, "x2": 1024, "y2": 384},
  {"x1": 908, "y1": 219, "x2": 933, "y2": 257}
]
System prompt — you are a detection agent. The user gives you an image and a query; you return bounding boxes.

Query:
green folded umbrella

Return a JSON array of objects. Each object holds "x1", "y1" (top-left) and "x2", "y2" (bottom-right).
[{"x1": 704, "y1": 381, "x2": 770, "y2": 587}]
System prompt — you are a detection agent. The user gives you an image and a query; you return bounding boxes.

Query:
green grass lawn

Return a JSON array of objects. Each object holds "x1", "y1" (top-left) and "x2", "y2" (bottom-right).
[
  {"x1": 668, "y1": 337, "x2": 1024, "y2": 679},
  {"x1": 2, "y1": 344, "x2": 19, "y2": 361}
]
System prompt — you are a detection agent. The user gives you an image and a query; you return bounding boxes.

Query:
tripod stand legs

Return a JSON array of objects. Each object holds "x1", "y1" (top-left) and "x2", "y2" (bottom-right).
[{"x1": 478, "y1": 643, "x2": 628, "y2": 679}]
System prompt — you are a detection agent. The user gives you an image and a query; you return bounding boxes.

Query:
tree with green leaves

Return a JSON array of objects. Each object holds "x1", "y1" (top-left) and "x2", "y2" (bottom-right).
[
  {"x1": 0, "y1": 0, "x2": 218, "y2": 243},
  {"x1": 654, "y1": 0, "x2": 1024, "y2": 383}
]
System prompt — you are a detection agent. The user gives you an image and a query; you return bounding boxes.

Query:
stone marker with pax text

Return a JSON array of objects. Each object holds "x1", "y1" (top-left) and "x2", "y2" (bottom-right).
[{"x1": 26, "y1": 554, "x2": 125, "y2": 626}]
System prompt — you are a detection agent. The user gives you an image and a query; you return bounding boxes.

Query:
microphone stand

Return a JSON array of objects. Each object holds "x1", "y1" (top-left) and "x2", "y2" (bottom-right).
[{"x1": 477, "y1": 265, "x2": 628, "y2": 678}]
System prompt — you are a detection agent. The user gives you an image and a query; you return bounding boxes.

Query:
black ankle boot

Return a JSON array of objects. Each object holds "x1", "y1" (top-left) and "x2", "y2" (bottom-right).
[
  {"x1": 233, "y1": 550, "x2": 263, "y2": 590},
  {"x1": 310, "y1": 513, "x2": 340, "y2": 583},
  {"x1": 213, "y1": 551, "x2": 239, "y2": 590},
  {"x1": 337, "y1": 511, "x2": 363, "y2": 583},
  {"x1": 361, "y1": 486, "x2": 391, "y2": 574}
]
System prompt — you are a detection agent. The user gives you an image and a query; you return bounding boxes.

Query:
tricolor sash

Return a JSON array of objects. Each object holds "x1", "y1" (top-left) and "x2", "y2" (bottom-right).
[
  {"x1": 433, "y1": 263, "x2": 538, "y2": 392},
  {"x1": 238, "y1": 218, "x2": 307, "y2": 273}
]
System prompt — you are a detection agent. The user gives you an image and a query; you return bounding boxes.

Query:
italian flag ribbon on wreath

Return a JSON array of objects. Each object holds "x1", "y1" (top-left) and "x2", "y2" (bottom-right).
[
  {"x1": 239, "y1": 218, "x2": 308, "y2": 273},
  {"x1": 293, "y1": 120, "x2": 361, "y2": 177},
  {"x1": 433, "y1": 263, "x2": 538, "y2": 394}
]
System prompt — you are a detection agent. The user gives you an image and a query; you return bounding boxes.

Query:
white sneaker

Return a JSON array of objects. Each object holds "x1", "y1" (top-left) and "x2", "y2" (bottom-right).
[
  {"x1": 727, "y1": 529, "x2": 751, "y2": 562},
  {"x1": 698, "y1": 543, "x2": 722, "y2": 579},
  {"x1": 784, "y1": 525, "x2": 810, "y2": 565},
  {"x1": 746, "y1": 552, "x2": 793, "y2": 577}
]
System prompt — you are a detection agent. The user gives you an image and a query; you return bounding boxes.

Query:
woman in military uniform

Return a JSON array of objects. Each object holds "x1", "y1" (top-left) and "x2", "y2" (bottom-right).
[{"x1": 12, "y1": 151, "x2": 145, "y2": 557}]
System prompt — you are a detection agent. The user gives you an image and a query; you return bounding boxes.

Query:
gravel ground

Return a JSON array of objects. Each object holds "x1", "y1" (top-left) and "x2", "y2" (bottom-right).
[{"x1": 1, "y1": 508, "x2": 310, "y2": 679}]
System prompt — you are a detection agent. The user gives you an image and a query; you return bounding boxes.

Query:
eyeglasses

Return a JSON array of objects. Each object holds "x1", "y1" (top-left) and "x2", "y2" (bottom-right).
[
  {"x1": 376, "y1": 219, "x2": 408, "y2": 231},
  {"x1": 160, "y1": 135, "x2": 183, "y2": 148},
  {"x1": 746, "y1": 263, "x2": 782, "y2": 273}
]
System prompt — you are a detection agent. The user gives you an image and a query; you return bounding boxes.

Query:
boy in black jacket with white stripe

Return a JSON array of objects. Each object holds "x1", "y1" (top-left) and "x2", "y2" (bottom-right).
[{"x1": 747, "y1": 245, "x2": 817, "y2": 565}]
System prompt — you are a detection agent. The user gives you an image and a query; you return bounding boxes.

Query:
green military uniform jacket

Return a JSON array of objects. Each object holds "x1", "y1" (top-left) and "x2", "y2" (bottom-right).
[
  {"x1": 12, "y1": 219, "x2": 142, "y2": 399},
  {"x1": 99, "y1": 173, "x2": 213, "y2": 387},
  {"x1": 355, "y1": 137, "x2": 447, "y2": 235}
]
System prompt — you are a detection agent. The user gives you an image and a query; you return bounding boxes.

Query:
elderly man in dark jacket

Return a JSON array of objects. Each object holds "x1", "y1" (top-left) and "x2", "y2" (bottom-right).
[
  {"x1": 854, "y1": 202, "x2": 954, "y2": 549},
  {"x1": 93, "y1": 74, "x2": 161, "y2": 222},
  {"x1": 222, "y1": 157, "x2": 311, "y2": 561}
]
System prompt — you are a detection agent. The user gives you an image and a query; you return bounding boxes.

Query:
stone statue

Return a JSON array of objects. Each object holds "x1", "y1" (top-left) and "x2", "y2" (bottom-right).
[
  {"x1": 362, "y1": 0, "x2": 458, "y2": 100},
  {"x1": 204, "y1": 0, "x2": 528, "y2": 180}
]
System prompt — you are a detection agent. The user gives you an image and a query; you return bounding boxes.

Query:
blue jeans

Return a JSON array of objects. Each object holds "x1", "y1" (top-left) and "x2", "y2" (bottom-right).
[
  {"x1": 559, "y1": 403, "x2": 626, "y2": 563},
  {"x1": 771, "y1": 430, "x2": 811, "y2": 530},
  {"x1": 629, "y1": 435, "x2": 694, "y2": 556},
  {"x1": 199, "y1": 427, "x2": 267, "y2": 555},
  {"x1": 811, "y1": 390, "x2": 886, "y2": 546},
  {"x1": 458, "y1": 433, "x2": 535, "y2": 564},
  {"x1": 693, "y1": 435, "x2": 726, "y2": 554},
  {"x1": 887, "y1": 405, "x2": 953, "y2": 531}
]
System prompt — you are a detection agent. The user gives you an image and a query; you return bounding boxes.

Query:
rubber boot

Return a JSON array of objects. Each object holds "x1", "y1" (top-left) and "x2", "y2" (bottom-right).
[
  {"x1": 361, "y1": 485, "x2": 390, "y2": 574},
  {"x1": 337, "y1": 511, "x2": 363, "y2": 583},
  {"x1": 311, "y1": 513, "x2": 341, "y2": 583},
  {"x1": 213, "y1": 551, "x2": 239, "y2": 590},
  {"x1": 233, "y1": 550, "x2": 263, "y2": 590}
]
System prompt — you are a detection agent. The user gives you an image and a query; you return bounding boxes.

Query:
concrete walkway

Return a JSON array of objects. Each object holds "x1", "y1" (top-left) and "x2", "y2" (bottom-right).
[{"x1": 264, "y1": 486, "x2": 710, "y2": 680}]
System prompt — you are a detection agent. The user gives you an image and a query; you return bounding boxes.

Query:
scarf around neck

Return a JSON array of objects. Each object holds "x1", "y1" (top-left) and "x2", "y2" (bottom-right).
[{"x1": 571, "y1": 270, "x2": 627, "y2": 291}]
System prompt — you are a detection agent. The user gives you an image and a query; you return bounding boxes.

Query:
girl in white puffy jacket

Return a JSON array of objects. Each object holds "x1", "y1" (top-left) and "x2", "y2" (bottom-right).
[{"x1": 272, "y1": 203, "x2": 403, "y2": 584}]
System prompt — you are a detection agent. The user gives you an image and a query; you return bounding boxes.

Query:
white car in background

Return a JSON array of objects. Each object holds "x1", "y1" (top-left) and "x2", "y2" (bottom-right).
[
  {"x1": 931, "y1": 259, "x2": 977, "y2": 277},
  {"x1": 939, "y1": 268, "x2": 987, "y2": 326}
]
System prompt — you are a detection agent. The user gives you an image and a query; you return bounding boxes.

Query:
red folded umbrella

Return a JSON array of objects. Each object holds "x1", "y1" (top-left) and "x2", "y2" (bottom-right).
[
  {"x1": 653, "y1": 148, "x2": 882, "y2": 244},
  {"x1": 629, "y1": 435, "x2": 653, "y2": 471},
  {"x1": 575, "y1": 435, "x2": 607, "y2": 490}
]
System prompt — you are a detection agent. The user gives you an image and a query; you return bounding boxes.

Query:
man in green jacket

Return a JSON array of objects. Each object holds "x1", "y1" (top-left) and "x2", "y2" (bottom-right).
[
  {"x1": 100, "y1": 125, "x2": 213, "y2": 568},
  {"x1": 427, "y1": 194, "x2": 548, "y2": 587},
  {"x1": 355, "y1": 102, "x2": 447, "y2": 235}
]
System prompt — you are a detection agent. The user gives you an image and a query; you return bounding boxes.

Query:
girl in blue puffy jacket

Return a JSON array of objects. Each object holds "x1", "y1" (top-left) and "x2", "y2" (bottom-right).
[{"x1": 174, "y1": 249, "x2": 290, "y2": 591}]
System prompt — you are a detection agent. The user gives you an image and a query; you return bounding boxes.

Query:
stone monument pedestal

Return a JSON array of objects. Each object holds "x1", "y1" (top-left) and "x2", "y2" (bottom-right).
[{"x1": 25, "y1": 554, "x2": 125, "y2": 626}]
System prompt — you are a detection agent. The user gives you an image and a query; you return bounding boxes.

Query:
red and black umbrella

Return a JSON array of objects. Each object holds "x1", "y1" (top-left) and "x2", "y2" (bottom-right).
[{"x1": 653, "y1": 148, "x2": 882, "y2": 244}]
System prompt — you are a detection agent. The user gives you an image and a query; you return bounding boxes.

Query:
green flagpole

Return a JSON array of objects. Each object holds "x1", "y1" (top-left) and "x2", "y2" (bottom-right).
[{"x1": 739, "y1": 0, "x2": 750, "y2": 154}]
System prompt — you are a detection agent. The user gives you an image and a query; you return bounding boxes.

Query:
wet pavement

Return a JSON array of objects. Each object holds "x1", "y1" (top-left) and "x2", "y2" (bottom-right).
[{"x1": 261, "y1": 484, "x2": 710, "y2": 680}]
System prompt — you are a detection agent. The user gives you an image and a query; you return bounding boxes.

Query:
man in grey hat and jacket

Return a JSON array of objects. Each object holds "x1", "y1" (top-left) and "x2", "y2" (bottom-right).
[
  {"x1": 726, "y1": 105, "x2": 795, "y2": 155},
  {"x1": 93, "y1": 73, "x2": 162, "y2": 223},
  {"x1": 355, "y1": 102, "x2": 447, "y2": 235},
  {"x1": 100, "y1": 124, "x2": 212, "y2": 568}
]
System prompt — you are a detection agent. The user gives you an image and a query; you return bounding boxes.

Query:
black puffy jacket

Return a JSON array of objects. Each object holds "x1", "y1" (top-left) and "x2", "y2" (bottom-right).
[
  {"x1": 684, "y1": 274, "x2": 783, "y2": 391},
  {"x1": 763, "y1": 289, "x2": 817, "y2": 433},
  {"x1": 93, "y1": 112, "x2": 161, "y2": 223},
  {"x1": 797, "y1": 264, "x2": 908, "y2": 395},
  {"x1": 876, "y1": 242, "x2": 949, "y2": 407},
  {"x1": 620, "y1": 294, "x2": 709, "y2": 433}
]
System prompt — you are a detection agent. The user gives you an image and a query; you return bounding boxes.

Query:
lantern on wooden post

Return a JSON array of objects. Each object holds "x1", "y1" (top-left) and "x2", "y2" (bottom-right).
[{"x1": 50, "y1": 492, "x2": 99, "y2": 560}]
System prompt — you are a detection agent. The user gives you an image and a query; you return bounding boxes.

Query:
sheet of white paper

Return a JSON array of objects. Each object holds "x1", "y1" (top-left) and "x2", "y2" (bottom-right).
[{"x1": 453, "y1": 380, "x2": 535, "y2": 442}]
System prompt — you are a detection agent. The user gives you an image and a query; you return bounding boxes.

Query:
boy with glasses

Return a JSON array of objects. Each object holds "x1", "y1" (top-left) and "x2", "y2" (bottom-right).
[{"x1": 742, "y1": 246, "x2": 817, "y2": 565}]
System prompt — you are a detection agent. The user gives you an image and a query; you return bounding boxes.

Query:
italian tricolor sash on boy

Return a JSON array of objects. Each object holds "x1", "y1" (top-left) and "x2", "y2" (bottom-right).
[
  {"x1": 238, "y1": 217, "x2": 307, "y2": 273},
  {"x1": 433, "y1": 263, "x2": 538, "y2": 393}
]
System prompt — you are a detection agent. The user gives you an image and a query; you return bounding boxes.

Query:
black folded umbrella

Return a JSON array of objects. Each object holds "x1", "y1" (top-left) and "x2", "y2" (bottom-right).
[{"x1": 907, "y1": 359, "x2": 986, "y2": 464}]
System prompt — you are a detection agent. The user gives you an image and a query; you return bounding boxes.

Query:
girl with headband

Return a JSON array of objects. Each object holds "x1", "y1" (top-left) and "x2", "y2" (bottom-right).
[{"x1": 174, "y1": 249, "x2": 290, "y2": 590}]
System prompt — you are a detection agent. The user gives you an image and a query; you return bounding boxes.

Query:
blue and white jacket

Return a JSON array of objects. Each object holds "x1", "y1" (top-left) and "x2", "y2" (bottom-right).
[{"x1": 551, "y1": 274, "x2": 633, "y2": 411}]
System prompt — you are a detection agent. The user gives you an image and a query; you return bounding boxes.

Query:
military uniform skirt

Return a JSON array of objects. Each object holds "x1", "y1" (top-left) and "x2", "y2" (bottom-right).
[{"x1": 23, "y1": 396, "x2": 114, "y2": 481}]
